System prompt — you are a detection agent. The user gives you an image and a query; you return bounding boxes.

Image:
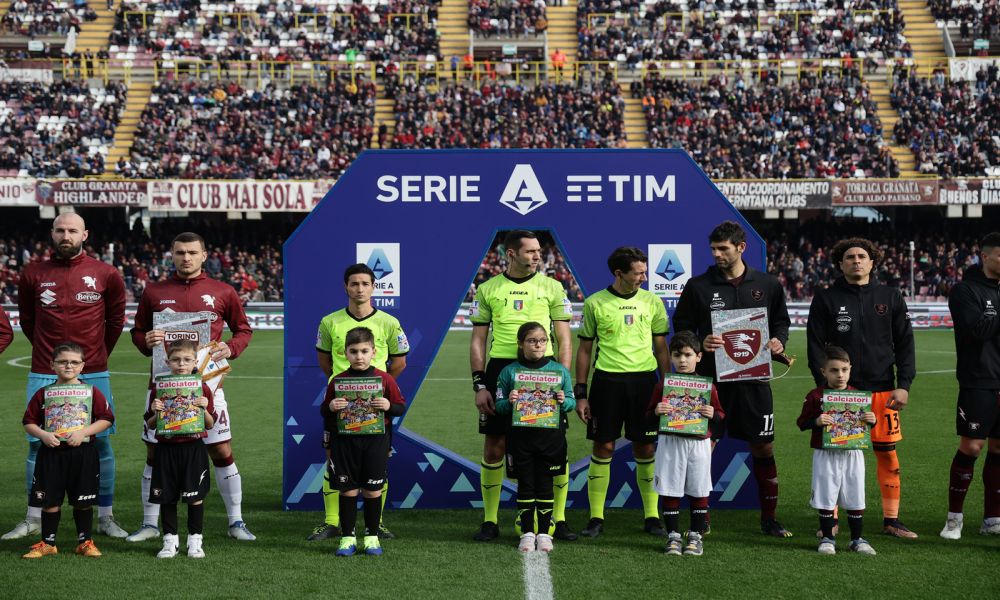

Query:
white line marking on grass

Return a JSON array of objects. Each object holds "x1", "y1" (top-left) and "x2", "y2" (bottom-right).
[
  {"x1": 522, "y1": 552, "x2": 554, "y2": 600},
  {"x1": 5, "y1": 356, "x2": 282, "y2": 379}
]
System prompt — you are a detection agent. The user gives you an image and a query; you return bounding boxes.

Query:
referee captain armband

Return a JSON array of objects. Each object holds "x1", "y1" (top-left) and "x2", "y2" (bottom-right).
[
  {"x1": 573, "y1": 383, "x2": 587, "y2": 400},
  {"x1": 472, "y1": 370, "x2": 487, "y2": 392}
]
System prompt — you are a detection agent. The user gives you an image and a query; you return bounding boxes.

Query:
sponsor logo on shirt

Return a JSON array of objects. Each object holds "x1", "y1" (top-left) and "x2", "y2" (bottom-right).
[
  {"x1": 985, "y1": 300, "x2": 996, "y2": 318},
  {"x1": 40, "y1": 281, "x2": 56, "y2": 287},
  {"x1": 470, "y1": 300, "x2": 480, "y2": 318},
  {"x1": 75, "y1": 291, "x2": 101, "y2": 304},
  {"x1": 710, "y1": 292, "x2": 725, "y2": 310},
  {"x1": 159, "y1": 299, "x2": 176, "y2": 305},
  {"x1": 40, "y1": 289, "x2": 57, "y2": 306},
  {"x1": 396, "y1": 332, "x2": 410, "y2": 353},
  {"x1": 82, "y1": 276, "x2": 97, "y2": 289},
  {"x1": 562, "y1": 297, "x2": 572, "y2": 315},
  {"x1": 836, "y1": 306, "x2": 852, "y2": 332}
]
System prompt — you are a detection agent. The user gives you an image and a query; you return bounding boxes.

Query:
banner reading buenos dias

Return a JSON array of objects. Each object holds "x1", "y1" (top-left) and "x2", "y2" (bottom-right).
[
  {"x1": 938, "y1": 179, "x2": 1000, "y2": 205},
  {"x1": 35, "y1": 180, "x2": 147, "y2": 207},
  {"x1": 716, "y1": 180, "x2": 831, "y2": 210},
  {"x1": 148, "y1": 180, "x2": 319, "y2": 212},
  {"x1": 0, "y1": 178, "x2": 37, "y2": 207},
  {"x1": 831, "y1": 179, "x2": 939, "y2": 206}
]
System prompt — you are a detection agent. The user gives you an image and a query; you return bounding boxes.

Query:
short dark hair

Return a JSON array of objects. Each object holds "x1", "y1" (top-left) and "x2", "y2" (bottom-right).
[
  {"x1": 830, "y1": 238, "x2": 882, "y2": 266},
  {"x1": 172, "y1": 232, "x2": 206, "y2": 250},
  {"x1": 981, "y1": 232, "x2": 1000, "y2": 252},
  {"x1": 607, "y1": 247, "x2": 647, "y2": 275},
  {"x1": 166, "y1": 339, "x2": 199, "y2": 357},
  {"x1": 502, "y1": 230, "x2": 538, "y2": 253},
  {"x1": 345, "y1": 327, "x2": 375, "y2": 348},
  {"x1": 343, "y1": 263, "x2": 375, "y2": 285},
  {"x1": 669, "y1": 331, "x2": 701, "y2": 354},
  {"x1": 823, "y1": 345, "x2": 851, "y2": 365},
  {"x1": 52, "y1": 342, "x2": 84, "y2": 360},
  {"x1": 708, "y1": 221, "x2": 746, "y2": 246}
]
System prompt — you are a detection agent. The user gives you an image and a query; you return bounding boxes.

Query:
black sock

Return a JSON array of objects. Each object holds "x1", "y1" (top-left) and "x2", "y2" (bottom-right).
[
  {"x1": 690, "y1": 497, "x2": 709, "y2": 534},
  {"x1": 661, "y1": 496, "x2": 681, "y2": 534},
  {"x1": 819, "y1": 510, "x2": 836, "y2": 538},
  {"x1": 73, "y1": 506, "x2": 93, "y2": 542},
  {"x1": 188, "y1": 502, "x2": 205, "y2": 535},
  {"x1": 339, "y1": 494, "x2": 358, "y2": 537},
  {"x1": 536, "y1": 498, "x2": 553, "y2": 535},
  {"x1": 41, "y1": 510, "x2": 59, "y2": 545},
  {"x1": 517, "y1": 499, "x2": 535, "y2": 535},
  {"x1": 363, "y1": 496, "x2": 381, "y2": 536},
  {"x1": 162, "y1": 503, "x2": 178, "y2": 535},
  {"x1": 847, "y1": 510, "x2": 864, "y2": 540}
]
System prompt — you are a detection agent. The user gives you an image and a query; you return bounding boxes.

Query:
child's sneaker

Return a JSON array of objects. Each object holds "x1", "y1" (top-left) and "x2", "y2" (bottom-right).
[
  {"x1": 535, "y1": 533, "x2": 554, "y2": 553},
  {"x1": 664, "y1": 532, "x2": 683, "y2": 556},
  {"x1": 187, "y1": 533, "x2": 205, "y2": 558},
  {"x1": 75, "y1": 539, "x2": 102, "y2": 557},
  {"x1": 518, "y1": 532, "x2": 536, "y2": 552},
  {"x1": 850, "y1": 538, "x2": 877, "y2": 555},
  {"x1": 940, "y1": 513, "x2": 963, "y2": 539},
  {"x1": 126, "y1": 524, "x2": 161, "y2": 542},
  {"x1": 980, "y1": 517, "x2": 1000, "y2": 535},
  {"x1": 817, "y1": 537, "x2": 836, "y2": 555},
  {"x1": 683, "y1": 531, "x2": 703, "y2": 556},
  {"x1": 363, "y1": 535, "x2": 382, "y2": 556},
  {"x1": 157, "y1": 534, "x2": 179, "y2": 558},
  {"x1": 335, "y1": 536, "x2": 357, "y2": 557},
  {"x1": 22, "y1": 541, "x2": 57, "y2": 559}
]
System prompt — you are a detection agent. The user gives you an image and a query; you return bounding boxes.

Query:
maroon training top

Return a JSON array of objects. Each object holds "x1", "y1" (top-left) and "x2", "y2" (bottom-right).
[{"x1": 0, "y1": 307, "x2": 12, "y2": 354}]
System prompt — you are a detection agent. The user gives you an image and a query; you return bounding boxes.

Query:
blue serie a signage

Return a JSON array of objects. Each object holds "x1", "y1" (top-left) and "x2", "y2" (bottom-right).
[{"x1": 283, "y1": 150, "x2": 765, "y2": 510}]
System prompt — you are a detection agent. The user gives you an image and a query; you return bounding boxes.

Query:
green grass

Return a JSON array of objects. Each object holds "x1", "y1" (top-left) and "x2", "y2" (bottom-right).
[{"x1": 1, "y1": 329, "x2": 998, "y2": 599}]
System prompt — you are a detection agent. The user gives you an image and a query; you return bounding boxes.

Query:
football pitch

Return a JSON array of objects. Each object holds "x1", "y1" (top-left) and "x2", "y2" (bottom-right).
[{"x1": 1, "y1": 329, "x2": 998, "y2": 599}]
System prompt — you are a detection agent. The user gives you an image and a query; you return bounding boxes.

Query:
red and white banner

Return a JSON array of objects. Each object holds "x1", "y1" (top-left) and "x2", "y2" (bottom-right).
[
  {"x1": 35, "y1": 180, "x2": 148, "y2": 207},
  {"x1": 0, "y1": 179, "x2": 37, "y2": 207},
  {"x1": 148, "y1": 180, "x2": 319, "y2": 212}
]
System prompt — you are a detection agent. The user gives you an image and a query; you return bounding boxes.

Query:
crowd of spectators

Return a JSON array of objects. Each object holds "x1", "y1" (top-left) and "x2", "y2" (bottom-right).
[
  {"x1": 119, "y1": 76, "x2": 374, "y2": 179},
  {"x1": 0, "y1": 223, "x2": 286, "y2": 304},
  {"x1": 765, "y1": 219, "x2": 983, "y2": 301},
  {"x1": 465, "y1": 236, "x2": 584, "y2": 302},
  {"x1": 636, "y1": 67, "x2": 897, "y2": 179},
  {"x1": 928, "y1": 0, "x2": 999, "y2": 44},
  {"x1": 1, "y1": 0, "x2": 98, "y2": 36},
  {"x1": 890, "y1": 69, "x2": 1000, "y2": 177},
  {"x1": 576, "y1": 0, "x2": 908, "y2": 66},
  {"x1": 388, "y1": 74, "x2": 627, "y2": 148},
  {"x1": 110, "y1": 0, "x2": 439, "y2": 65},
  {"x1": 469, "y1": 0, "x2": 548, "y2": 37},
  {"x1": 0, "y1": 79, "x2": 126, "y2": 178}
]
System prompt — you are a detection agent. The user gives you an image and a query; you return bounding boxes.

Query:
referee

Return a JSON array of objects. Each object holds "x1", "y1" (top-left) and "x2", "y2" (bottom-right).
[
  {"x1": 471, "y1": 231, "x2": 574, "y2": 542},
  {"x1": 576, "y1": 247, "x2": 669, "y2": 538}
]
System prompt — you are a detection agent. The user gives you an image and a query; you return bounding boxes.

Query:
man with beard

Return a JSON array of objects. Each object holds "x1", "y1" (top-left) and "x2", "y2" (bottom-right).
[{"x1": 3, "y1": 212, "x2": 127, "y2": 540}]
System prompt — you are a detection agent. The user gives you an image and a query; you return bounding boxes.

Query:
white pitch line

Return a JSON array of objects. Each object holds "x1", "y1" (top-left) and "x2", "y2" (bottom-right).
[{"x1": 522, "y1": 552, "x2": 555, "y2": 600}]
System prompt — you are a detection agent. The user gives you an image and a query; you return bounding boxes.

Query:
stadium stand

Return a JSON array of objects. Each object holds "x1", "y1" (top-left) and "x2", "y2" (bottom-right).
[
  {"x1": 119, "y1": 75, "x2": 375, "y2": 179},
  {"x1": 468, "y1": 0, "x2": 549, "y2": 37},
  {"x1": 928, "y1": 0, "x2": 1000, "y2": 55},
  {"x1": 890, "y1": 70, "x2": 1000, "y2": 177},
  {"x1": 636, "y1": 66, "x2": 899, "y2": 179},
  {"x1": 1, "y1": 0, "x2": 98, "y2": 36},
  {"x1": 0, "y1": 79, "x2": 127, "y2": 177}
]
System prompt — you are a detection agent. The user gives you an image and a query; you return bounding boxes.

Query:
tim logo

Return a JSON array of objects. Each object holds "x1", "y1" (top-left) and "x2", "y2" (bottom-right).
[
  {"x1": 722, "y1": 330, "x2": 761, "y2": 364},
  {"x1": 357, "y1": 243, "x2": 401, "y2": 306},
  {"x1": 499, "y1": 164, "x2": 547, "y2": 216},
  {"x1": 648, "y1": 244, "x2": 691, "y2": 299}
]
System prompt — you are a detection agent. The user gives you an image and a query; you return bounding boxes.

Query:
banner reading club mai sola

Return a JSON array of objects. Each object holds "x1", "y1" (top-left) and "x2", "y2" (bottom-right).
[{"x1": 148, "y1": 180, "x2": 320, "y2": 212}]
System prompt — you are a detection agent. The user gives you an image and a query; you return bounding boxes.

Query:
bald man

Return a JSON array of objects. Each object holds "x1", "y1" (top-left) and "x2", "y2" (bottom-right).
[{"x1": 3, "y1": 212, "x2": 127, "y2": 540}]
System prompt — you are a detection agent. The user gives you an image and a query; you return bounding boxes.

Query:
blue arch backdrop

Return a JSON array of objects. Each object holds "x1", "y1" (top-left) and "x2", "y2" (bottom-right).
[{"x1": 283, "y1": 149, "x2": 766, "y2": 511}]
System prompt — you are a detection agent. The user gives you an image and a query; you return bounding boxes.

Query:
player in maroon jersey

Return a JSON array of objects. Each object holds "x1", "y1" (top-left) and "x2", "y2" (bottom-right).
[
  {"x1": 125, "y1": 231, "x2": 256, "y2": 542},
  {"x1": 3, "y1": 212, "x2": 127, "y2": 541},
  {"x1": 0, "y1": 307, "x2": 12, "y2": 354}
]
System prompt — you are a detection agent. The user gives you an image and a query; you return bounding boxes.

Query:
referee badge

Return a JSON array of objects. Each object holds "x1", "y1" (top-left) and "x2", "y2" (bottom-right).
[
  {"x1": 513, "y1": 300, "x2": 524, "y2": 311},
  {"x1": 624, "y1": 314, "x2": 634, "y2": 325}
]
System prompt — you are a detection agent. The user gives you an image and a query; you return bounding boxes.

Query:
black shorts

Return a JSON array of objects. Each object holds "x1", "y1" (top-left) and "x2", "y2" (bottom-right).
[
  {"x1": 957, "y1": 388, "x2": 1000, "y2": 439},
  {"x1": 586, "y1": 370, "x2": 658, "y2": 444},
  {"x1": 715, "y1": 381, "x2": 775, "y2": 443},
  {"x1": 329, "y1": 433, "x2": 392, "y2": 492},
  {"x1": 505, "y1": 429, "x2": 568, "y2": 480},
  {"x1": 29, "y1": 444, "x2": 100, "y2": 508},
  {"x1": 479, "y1": 357, "x2": 517, "y2": 436},
  {"x1": 150, "y1": 441, "x2": 211, "y2": 504}
]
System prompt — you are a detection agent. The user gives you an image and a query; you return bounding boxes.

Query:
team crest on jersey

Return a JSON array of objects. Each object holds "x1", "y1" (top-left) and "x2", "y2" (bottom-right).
[
  {"x1": 624, "y1": 314, "x2": 634, "y2": 325},
  {"x1": 721, "y1": 329, "x2": 761, "y2": 365},
  {"x1": 82, "y1": 275, "x2": 97, "y2": 289},
  {"x1": 201, "y1": 294, "x2": 216, "y2": 308},
  {"x1": 751, "y1": 288, "x2": 764, "y2": 301},
  {"x1": 33, "y1": 490, "x2": 45, "y2": 501},
  {"x1": 874, "y1": 303, "x2": 888, "y2": 316},
  {"x1": 513, "y1": 300, "x2": 524, "y2": 311}
]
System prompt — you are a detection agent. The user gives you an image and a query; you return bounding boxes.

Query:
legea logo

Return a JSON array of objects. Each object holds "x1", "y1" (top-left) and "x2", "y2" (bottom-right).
[
  {"x1": 648, "y1": 244, "x2": 691, "y2": 299},
  {"x1": 499, "y1": 164, "x2": 548, "y2": 216},
  {"x1": 357, "y1": 243, "x2": 401, "y2": 308}
]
